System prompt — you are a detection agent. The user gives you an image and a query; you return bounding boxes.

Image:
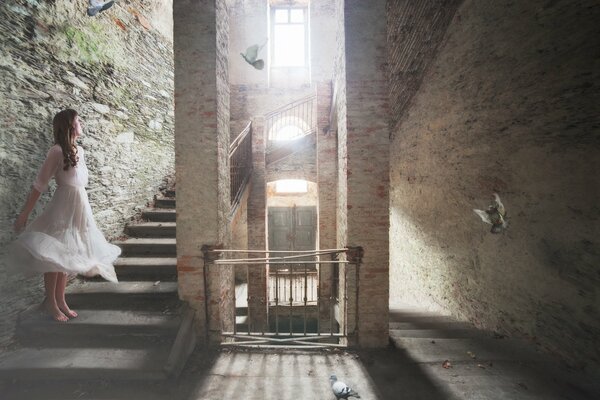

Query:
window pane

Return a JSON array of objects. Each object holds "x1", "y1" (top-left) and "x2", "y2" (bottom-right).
[
  {"x1": 274, "y1": 25, "x2": 305, "y2": 66},
  {"x1": 290, "y1": 9, "x2": 304, "y2": 23},
  {"x1": 275, "y1": 179, "x2": 308, "y2": 193},
  {"x1": 274, "y1": 9, "x2": 288, "y2": 23}
]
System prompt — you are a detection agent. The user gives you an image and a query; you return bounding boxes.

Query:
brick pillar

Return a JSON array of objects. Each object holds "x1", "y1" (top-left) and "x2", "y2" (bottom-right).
[
  {"x1": 316, "y1": 81, "x2": 336, "y2": 331},
  {"x1": 174, "y1": 0, "x2": 232, "y2": 344},
  {"x1": 247, "y1": 117, "x2": 268, "y2": 332},
  {"x1": 343, "y1": 0, "x2": 390, "y2": 347}
]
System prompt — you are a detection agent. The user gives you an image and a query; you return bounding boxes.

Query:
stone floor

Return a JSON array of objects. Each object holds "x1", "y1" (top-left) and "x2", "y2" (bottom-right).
[
  {"x1": 1, "y1": 303, "x2": 598, "y2": 400},
  {"x1": 1, "y1": 345, "x2": 597, "y2": 400}
]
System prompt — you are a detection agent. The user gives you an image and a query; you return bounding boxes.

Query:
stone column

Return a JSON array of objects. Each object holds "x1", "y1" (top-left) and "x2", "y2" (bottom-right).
[
  {"x1": 316, "y1": 82, "x2": 336, "y2": 331},
  {"x1": 246, "y1": 117, "x2": 268, "y2": 332},
  {"x1": 174, "y1": 0, "x2": 232, "y2": 344},
  {"x1": 339, "y1": 0, "x2": 390, "y2": 347}
]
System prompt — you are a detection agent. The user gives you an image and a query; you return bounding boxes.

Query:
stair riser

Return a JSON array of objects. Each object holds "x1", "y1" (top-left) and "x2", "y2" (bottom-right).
[
  {"x1": 17, "y1": 329, "x2": 177, "y2": 349},
  {"x1": 142, "y1": 212, "x2": 176, "y2": 222},
  {"x1": 154, "y1": 199, "x2": 176, "y2": 208},
  {"x1": 125, "y1": 226, "x2": 176, "y2": 238},
  {"x1": 0, "y1": 369, "x2": 168, "y2": 381},
  {"x1": 165, "y1": 190, "x2": 176, "y2": 198},
  {"x1": 117, "y1": 244, "x2": 176, "y2": 257},
  {"x1": 116, "y1": 266, "x2": 177, "y2": 281},
  {"x1": 66, "y1": 293, "x2": 180, "y2": 311}
]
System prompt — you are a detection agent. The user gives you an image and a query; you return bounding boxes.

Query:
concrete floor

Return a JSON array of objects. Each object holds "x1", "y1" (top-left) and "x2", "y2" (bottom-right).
[
  {"x1": 2, "y1": 304, "x2": 597, "y2": 400},
  {"x1": 1, "y1": 345, "x2": 597, "y2": 400}
]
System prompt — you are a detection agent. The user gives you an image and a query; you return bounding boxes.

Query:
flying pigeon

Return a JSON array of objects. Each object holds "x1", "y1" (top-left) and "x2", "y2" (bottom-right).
[
  {"x1": 87, "y1": 0, "x2": 115, "y2": 17},
  {"x1": 330, "y1": 375, "x2": 361, "y2": 400},
  {"x1": 241, "y1": 39, "x2": 267, "y2": 70},
  {"x1": 473, "y1": 193, "x2": 508, "y2": 233}
]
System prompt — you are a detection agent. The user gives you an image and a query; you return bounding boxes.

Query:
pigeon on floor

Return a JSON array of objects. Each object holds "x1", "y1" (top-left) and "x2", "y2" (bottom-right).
[
  {"x1": 241, "y1": 39, "x2": 267, "y2": 70},
  {"x1": 87, "y1": 0, "x2": 115, "y2": 17},
  {"x1": 330, "y1": 374, "x2": 361, "y2": 399},
  {"x1": 473, "y1": 192, "x2": 508, "y2": 233}
]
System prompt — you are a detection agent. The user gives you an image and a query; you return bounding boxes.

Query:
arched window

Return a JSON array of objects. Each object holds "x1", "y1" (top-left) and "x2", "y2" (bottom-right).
[{"x1": 268, "y1": 116, "x2": 310, "y2": 141}]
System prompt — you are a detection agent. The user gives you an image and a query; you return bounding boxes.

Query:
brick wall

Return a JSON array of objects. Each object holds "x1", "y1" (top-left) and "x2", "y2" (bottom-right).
[
  {"x1": 0, "y1": 0, "x2": 174, "y2": 346},
  {"x1": 344, "y1": 0, "x2": 390, "y2": 347},
  {"x1": 387, "y1": 0, "x2": 462, "y2": 131},
  {"x1": 174, "y1": 0, "x2": 232, "y2": 342},
  {"x1": 389, "y1": 0, "x2": 600, "y2": 376}
]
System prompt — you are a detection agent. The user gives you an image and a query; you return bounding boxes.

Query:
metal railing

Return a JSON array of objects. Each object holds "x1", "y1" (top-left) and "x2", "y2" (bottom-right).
[
  {"x1": 265, "y1": 94, "x2": 317, "y2": 141},
  {"x1": 268, "y1": 269, "x2": 318, "y2": 305},
  {"x1": 229, "y1": 122, "x2": 253, "y2": 207},
  {"x1": 203, "y1": 248, "x2": 361, "y2": 348}
]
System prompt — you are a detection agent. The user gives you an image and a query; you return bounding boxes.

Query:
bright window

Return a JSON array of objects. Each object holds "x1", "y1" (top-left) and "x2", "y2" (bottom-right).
[
  {"x1": 271, "y1": 7, "x2": 307, "y2": 67},
  {"x1": 275, "y1": 179, "x2": 308, "y2": 193}
]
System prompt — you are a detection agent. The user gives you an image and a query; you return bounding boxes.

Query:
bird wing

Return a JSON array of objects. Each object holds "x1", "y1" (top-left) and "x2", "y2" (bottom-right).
[
  {"x1": 474, "y1": 209, "x2": 492, "y2": 224},
  {"x1": 244, "y1": 44, "x2": 259, "y2": 62},
  {"x1": 493, "y1": 193, "x2": 505, "y2": 216},
  {"x1": 252, "y1": 59, "x2": 265, "y2": 70},
  {"x1": 334, "y1": 381, "x2": 358, "y2": 397}
]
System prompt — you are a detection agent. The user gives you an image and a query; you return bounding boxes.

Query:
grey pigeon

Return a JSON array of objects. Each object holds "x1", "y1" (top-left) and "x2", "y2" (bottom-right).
[
  {"x1": 473, "y1": 193, "x2": 508, "y2": 233},
  {"x1": 241, "y1": 39, "x2": 267, "y2": 70},
  {"x1": 87, "y1": 0, "x2": 115, "y2": 17},
  {"x1": 330, "y1": 374, "x2": 361, "y2": 400}
]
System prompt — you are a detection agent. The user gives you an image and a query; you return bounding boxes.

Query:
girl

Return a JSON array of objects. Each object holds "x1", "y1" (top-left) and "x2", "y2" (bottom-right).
[{"x1": 8, "y1": 109, "x2": 120, "y2": 322}]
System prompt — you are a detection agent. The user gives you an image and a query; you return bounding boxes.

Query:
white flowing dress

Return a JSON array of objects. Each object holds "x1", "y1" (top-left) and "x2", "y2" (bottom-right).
[{"x1": 6, "y1": 144, "x2": 120, "y2": 283}]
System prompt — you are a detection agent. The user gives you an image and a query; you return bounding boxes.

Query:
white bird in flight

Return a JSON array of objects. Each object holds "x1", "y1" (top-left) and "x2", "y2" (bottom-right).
[
  {"x1": 473, "y1": 193, "x2": 508, "y2": 233},
  {"x1": 241, "y1": 39, "x2": 268, "y2": 70},
  {"x1": 330, "y1": 374, "x2": 361, "y2": 400}
]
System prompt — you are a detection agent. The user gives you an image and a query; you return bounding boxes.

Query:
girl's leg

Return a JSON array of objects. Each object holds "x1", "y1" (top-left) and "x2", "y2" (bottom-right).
[
  {"x1": 43, "y1": 272, "x2": 68, "y2": 322},
  {"x1": 56, "y1": 272, "x2": 77, "y2": 318}
]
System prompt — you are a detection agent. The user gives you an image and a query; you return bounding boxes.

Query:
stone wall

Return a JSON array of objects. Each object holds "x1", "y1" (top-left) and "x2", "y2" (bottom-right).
[
  {"x1": 0, "y1": 0, "x2": 174, "y2": 346},
  {"x1": 389, "y1": 0, "x2": 600, "y2": 376}
]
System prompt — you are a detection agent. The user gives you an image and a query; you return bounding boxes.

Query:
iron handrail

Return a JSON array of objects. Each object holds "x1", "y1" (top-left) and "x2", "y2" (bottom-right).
[{"x1": 264, "y1": 94, "x2": 317, "y2": 117}]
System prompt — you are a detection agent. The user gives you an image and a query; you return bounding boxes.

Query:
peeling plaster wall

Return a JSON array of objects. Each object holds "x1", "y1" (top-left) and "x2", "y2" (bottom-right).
[
  {"x1": 389, "y1": 0, "x2": 600, "y2": 376},
  {"x1": 0, "y1": 0, "x2": 174, "y2": 346}
]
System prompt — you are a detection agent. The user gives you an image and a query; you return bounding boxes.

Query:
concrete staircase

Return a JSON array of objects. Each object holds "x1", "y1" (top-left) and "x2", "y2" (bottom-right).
[{"x1": 0, "y1": 187, "x2": 196, "y2": 382}]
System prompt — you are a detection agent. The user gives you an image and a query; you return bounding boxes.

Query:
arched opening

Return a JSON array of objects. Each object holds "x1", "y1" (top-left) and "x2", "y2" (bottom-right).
[{"x1": 268, "y1": 117, "x2": 311, "y2": 141}]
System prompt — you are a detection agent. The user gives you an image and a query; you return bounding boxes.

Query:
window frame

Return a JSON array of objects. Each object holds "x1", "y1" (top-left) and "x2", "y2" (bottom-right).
[{"x1": 269, "y1": 5, "x2": 310, "y2": 69}]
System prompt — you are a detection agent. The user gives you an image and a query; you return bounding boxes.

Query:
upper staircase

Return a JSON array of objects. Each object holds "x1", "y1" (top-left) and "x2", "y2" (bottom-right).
[{"x1": 0, "y1": 184, "x2": 196, "y2": 383}]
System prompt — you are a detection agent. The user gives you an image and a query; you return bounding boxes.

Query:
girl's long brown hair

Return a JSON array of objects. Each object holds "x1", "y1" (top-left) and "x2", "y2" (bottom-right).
[{"x1": 52, "y1": 109, "x2": 79, "y2": 170}]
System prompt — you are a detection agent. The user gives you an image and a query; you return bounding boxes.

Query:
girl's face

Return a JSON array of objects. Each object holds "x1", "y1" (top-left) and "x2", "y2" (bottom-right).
[{"x1": 72, "y1": 116, "x2": 82, "y2": 138}]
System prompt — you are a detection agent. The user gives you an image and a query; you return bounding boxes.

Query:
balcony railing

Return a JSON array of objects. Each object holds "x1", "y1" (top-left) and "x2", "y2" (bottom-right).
[{"x1": 229, "y1": 122, "x2": 253, "y2": 208}]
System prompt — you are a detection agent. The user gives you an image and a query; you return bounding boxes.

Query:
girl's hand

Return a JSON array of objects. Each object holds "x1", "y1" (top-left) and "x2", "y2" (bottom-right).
[{"x1": 14, "y1": 212, "x2": 28, "y2": 234}]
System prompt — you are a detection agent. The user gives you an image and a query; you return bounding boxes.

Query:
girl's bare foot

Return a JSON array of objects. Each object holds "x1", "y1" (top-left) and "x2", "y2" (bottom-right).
[
  {"x1": 42, "y1": 300, "x2": 69, "y2": 322},
  {"x1": 58, "y1": 303, "x2": 78, "y2": 319}
]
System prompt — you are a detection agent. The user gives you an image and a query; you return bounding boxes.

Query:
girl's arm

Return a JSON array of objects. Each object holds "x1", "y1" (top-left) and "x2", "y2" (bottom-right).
[
  {"x1": 13, "y1": 146, "x2": 61, "y2": 233},
  {"x1": 14, "y1": 188, "x2": 42, "y2": 233}
]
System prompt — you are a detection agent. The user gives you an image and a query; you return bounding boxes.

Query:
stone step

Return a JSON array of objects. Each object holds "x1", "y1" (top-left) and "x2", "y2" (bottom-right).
[
  {"x1": 17, "y1": 307, "x2": 180, "y2": 348},
  {"x1": 66, "y1": 281, "x2": 179, "y2": 311},
  {"x1": 114, "y1": 238, "x2": 176, "y2": 257},
  {"x1": 389, "y1": 320, "x2": 474, "y2": 331},
  {"x1": 154, "y1": 197, "x2": 176, "y2": 208},
  {"x1": 142, "y1": 208, "x2": 176, "y2": 222},
  {"x1": 389, "y1": 328, "x2": 488, "y2": 339},
  {"x1": 125, "y1": 222, "x2": 176, "y2": 238},
  {"x1": 0, "y1": 347, "x2": 172, "y2": 381},
  {"x1": 114, "y1": 257, "x2": 177, "y2": 280},
  {"x1": 164, "y1": 189, "x2": 176, "y2": 198}
]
